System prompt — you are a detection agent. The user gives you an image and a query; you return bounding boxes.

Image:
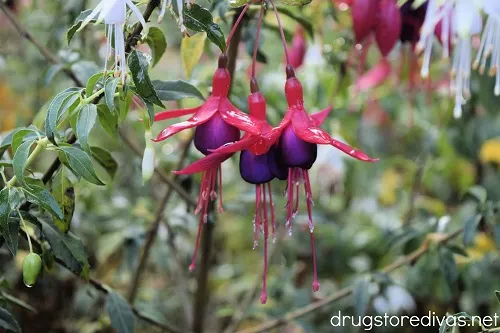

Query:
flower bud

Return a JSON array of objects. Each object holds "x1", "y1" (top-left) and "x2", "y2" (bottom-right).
[
  {"x1": 23, "y1": 253, "x2": 42, "y2": 287},
  {"x1": 375, "y1": 0, "x2": 402, "y2": 56},
  {"x1": 142, "y1": 131, "x2": 155, "y2": 184},
  {"x1": 351, "y1": 0, "x2": 378, "y2": 44}
]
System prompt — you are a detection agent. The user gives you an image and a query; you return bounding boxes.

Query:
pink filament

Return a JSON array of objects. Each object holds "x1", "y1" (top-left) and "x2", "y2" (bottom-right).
[
  {"x1": 261, "y1": 185, "x2": 269, "y2": 304},
  {"x1": 303, "y1": 170, "x2": 319, "y2": 292},
  {"x1": 268, "y1": 182, "x2": 276, "y2": 241},
  {"x1": 189, "y1": 166, "x2": 223, "y2": 272}
]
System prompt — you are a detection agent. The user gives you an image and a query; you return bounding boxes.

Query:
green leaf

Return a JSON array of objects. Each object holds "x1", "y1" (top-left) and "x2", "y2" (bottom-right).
[
  {"x1": 279, "y1": 0, "x2": 312, "y2": 5},
  {"x1": 276, "y1": 5, "x2": 314, "y2": 38},
  {"x1": 23, "y1": 178, "x2": 64, "y2": 220},
  {"x1": 44, "y1": 64, "x2": 64, "y2": 85},
  {"x1": 1, "y1": 292, "x2": 37, "y2": 313},
  {"x1": 0, "y1": 188, "x2": 17, "y2": 256},
  {"x1": 12, "y1": 139, "x2": 36, "y2": 185},
  {"x1": 11, "y1": 127, "x2": 38, "y2": 155},
  {"x1": 152, "y1": 80, "x2": 205, "y2": 101},
  {"x1": 0, "y1": 307, "x2": 21, "y2": 332},
  {"x1": 465, "y1": 186, "x2": 487, "y2": 204},
  {"x1": 50, "y1": 169, "x2": 75, "y2": 233},
  {"x1": 106, "y1": 290, "x2": 135, "y2": 333},
  {"x1": 91, "y1": 146, "x2": 118, "y2": 179},
  {"x1": 57, "y1": 146, "x2": 104, "y2": 185},
  {"x1": 181, "y1": 32, "x2": 206, "y2": 78},
  {"x1": 439, "y1": 248, "x2": 459, "y2": 287},
  {"x1": 463, "y1": 214, "x2": 482, "y2": 247},
  {"x1": 146, "y1": 27, "x2": 167, "y2": 67},
  {"x1": 184, "y1": 4, "x2": 225, "y2": 51},
  {"x1": 36, "y1": 218, "x2": 90, "y2": 278},
  {"x1": 353, "y1": 277, "x2": 370, "y2": 317},
  {"x1": 130, "y1": 87, "x2": 155, "y2": 127},
  {"x1": 105, "y1": 77, "x2": 120, "y2": 112},
  {"x1": 97, "y1": 104, "x2": 119, "y2": 136},
  {"x1": 76, "y1": 104, "x2": 97, "y2": 154},
  {"x1": 229, "y1": 0, "x2": 250, "y2": 8},
  {"x1": 127, "y1": 50, "x2": 164, "y2": 108},
  {"x1": 45, "y1": 88, "x2": 81, "y2": 145},
  {"x1": 446, "y1": 244, "x2": 468, "y2": 257},
  {"x1": 67, "y1": 9, "x2": 95, "y2": 45},
  {"x1": 86, "y1": 71, "x2": 104, "y2": 97},
  {"x1": 495, "y1": 290, "x2": 500, "y2": 303}
]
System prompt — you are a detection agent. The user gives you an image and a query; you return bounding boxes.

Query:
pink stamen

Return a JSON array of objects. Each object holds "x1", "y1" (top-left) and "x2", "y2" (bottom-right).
[
  {"x1": 218, "y1": 166, "x2": 224, "y2": 213},
  {"x1": 254, "y1": 185, "x2": 262, "y2": 249},
  {"x1": 286, "y1": 168, "x2": 294, "y2": 234},
  {"x1": 267, "y1": 182, "x2": 276, "y2": 242},
  {"x1": 189, "y1": 214, "x2": 204, "y2": 272},
  {"x1": 293, "y1": 169, "x2": 300, "y2": 218},
  {"x1": 261, "y1": 184, "x2": 269, "y2": 304},
  {"x1": 303, "y1": 170, "x2": 319, "y2": 292}
]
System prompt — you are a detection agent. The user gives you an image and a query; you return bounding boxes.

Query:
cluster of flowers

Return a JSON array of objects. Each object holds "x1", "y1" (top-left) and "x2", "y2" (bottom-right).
[
  {"x1": 152, "y1": 2, "x2": 377, "y2": 303},
  {"x1": 350, "y1": 0, "x2": 500, "y2": 118}
]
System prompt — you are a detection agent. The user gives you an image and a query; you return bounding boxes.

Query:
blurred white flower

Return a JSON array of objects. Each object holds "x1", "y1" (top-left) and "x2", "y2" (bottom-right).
[{"x1": 78, "y1": 0, "x2": 147, "y2": 84}]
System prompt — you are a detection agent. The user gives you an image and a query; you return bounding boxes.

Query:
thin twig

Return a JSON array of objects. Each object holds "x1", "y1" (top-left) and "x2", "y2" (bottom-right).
[
  {"x1": 235, "y1": 228, "x2": 464, "y2": 333},
  {"x1": 0, "y1": 1, "x2": 83, "y2": 86},
  {"x1": 127, "y1": 135, "x2": 193, "y2": 303}
]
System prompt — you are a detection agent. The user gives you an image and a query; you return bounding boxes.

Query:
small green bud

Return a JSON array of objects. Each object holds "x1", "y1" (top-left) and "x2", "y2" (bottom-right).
[{"x1": 22, "y1": 253, "x2": 42, "y2": 287}]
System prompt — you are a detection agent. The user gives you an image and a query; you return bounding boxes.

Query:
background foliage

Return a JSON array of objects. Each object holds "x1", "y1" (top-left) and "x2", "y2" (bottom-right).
[{"x1": 1, "y1": 0, "x2": 500, "y2": 332}]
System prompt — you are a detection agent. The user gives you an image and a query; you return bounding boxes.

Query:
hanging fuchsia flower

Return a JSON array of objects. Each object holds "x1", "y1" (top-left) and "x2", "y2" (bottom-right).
[
  {"x1": 351, "y1": 0, "x2": 378, "y2": 44},
  {"x1": 153, "y1": 54, "x2": 260, "y2": 272},
  {"x1": 287, "y1": 27, "x2": 307, "y2": 69},
  {"x1": 374, "y1": 0, "x2": 401, "y2": 57},
  {"x1": 400, "y1": 0, "x2": 428, "y2": 46},
  {"x1": 272, "y1": 66, "x2": 378, "y2": 292}
]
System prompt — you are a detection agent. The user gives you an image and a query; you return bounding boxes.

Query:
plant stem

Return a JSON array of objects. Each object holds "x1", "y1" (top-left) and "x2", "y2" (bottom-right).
[
  {"x1": 82, "y1": 88, "x2": 105, "y2": 104},
  {"x1": 251, "y1": 5, "x2": 264, "y2": 79},
  {"x1": 7, "y1": 137, "x2": 49, "y2": 187},
  {"x1": 17, "y1": 209, "x2": 33, "y2": 253},
  {"x1": 268, "y1": 0, "x2": 290, "y2": 66}
]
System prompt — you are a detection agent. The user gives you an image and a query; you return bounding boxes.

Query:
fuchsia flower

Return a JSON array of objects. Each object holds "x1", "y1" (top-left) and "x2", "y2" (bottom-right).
[
  {"x1": 351, "y1": 0, "x2": 401, "y2": 56},
  {"x1": 287, "y1": 27, "x2": 307, "y2": 69},
  {"x1": 153, "y1": 53, "x2": 260, "y2": 272}
]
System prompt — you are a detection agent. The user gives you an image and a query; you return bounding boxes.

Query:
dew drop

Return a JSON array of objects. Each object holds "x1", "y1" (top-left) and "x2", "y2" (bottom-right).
[{"x1": 24, "y1": 281, "x2": 33, "y2": 288}]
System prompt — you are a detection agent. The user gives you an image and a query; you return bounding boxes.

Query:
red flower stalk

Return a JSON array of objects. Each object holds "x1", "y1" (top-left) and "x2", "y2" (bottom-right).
[{"x1": 153, "y1": 5, "x2": 259, "y2": 272}]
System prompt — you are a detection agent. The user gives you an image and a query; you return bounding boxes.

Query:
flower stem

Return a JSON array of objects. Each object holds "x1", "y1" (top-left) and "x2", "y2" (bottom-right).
[
  {"x1": 7, "y1": 137, "x2": 49, "y2": 187},
  {"x1": 251, "y1": 5, "x2": 265, "y2": 79},
  {"x1": 225, "y1": 3, "x2": 250, "y2": 53},
  {"x1": 17, "y1": 208, "x2": 33, "y2": 253},
  {"x1": 82, "y1": 88, "x2": 105, "y2": 104},
  {"x1": 268, "y1": 0, "x2": 291, "y2": 66}
]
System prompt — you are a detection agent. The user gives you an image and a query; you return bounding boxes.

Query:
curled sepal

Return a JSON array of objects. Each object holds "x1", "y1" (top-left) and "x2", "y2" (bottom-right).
[
  {"x1": 331, "y1": 138, "x2": 378, "y2": 162},
  {"x1": 154, "y1": 106, "x2": 200, "y2": 122},
  {"x1": 219, "y1": 100, "x2": 260, "y2": 135},
  {"x1": 173, "y1": 153, "x2": 232, "y2": 175},
  {"x1": 310, "y1": 106, "x2": 332, "y2": 126},
  {"x1": 355, "y1": 57, "x2": 391, "y2": 92},
  {"x1": 209, "y1": 135, "x2": 259, "y2": 155},
  {"x1": 291, "y1": 109, "x2": 332, "y2": 145}
]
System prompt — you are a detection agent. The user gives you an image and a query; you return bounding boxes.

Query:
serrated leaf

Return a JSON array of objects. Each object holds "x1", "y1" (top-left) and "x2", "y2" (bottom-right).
[
  {"x1": 279, "y1": 0, "x2": 312, "y2": 5},
  {"x1": 146, "y1": 27, "x2": 167, "y2": 67},
  {"x1": 97, "y1": 104, "x2": 119, "y2": 136},
  {"x1": 106, "y1": 290, "x2": 135, "y2": 333},
  {"x1": 85, "y1": 71, "x2": 104, "y2": 97},
  {"x1": 0, "y1": 188, "x2": 17, "y2": 256},
  {"x1": 67, "y1": 9, "x2": 95, "y2": 44},
  {"x1": 76, "y1": 104, "x2": 97, "y2": 154},
  {"x1": 45, "y1": 88, "x2": 81, "y2": 145},
  {"x1": 152, "y1": 80, "x2": 205, "y2": 101},
  {"x1": 91, "y1": 146, "x2": 118, "y2": 179},
  {"x1": 51, "y1": 169, "x2": 75, "y2": 233},
  {"x1": 0, "y1": 307, "x2": 21, "y2": 332},
  {"x1": 105, "y1": 77, "x2": 120, "y2": 112},
  {"x1": 463, "y1": 214, "x2": 481, "y2": 247},
  {"x1": 37, "y1": 218, "x2": 90, "y2": 278},
  {"x1": 354, "y1": 277, "x2": 370, "y2": 317},
  {"x1": 184, "y1": 4, "x2": 225, "y2": 51},
  {"x1": 127, "y1": 50, "x2": 164, "y2": 108},
  {"x1": 57, "y1": 146, "x2": 104, "y2": 185},
  {"x1": 23, "y1": 178, "x2": 64, "y2": 220},
  {"x1": 181, "y1": 32, "x2": 206, "y2": 78},
  {"x1": 12, "y1": 139, "x2": 36, "y2": 185}
]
